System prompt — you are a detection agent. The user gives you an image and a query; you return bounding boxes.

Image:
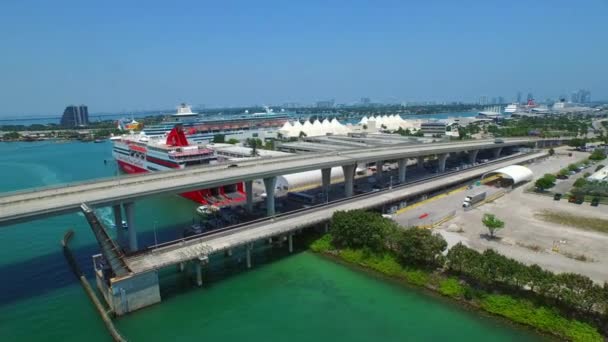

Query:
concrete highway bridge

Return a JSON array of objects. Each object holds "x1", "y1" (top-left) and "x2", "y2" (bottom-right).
[
  {"x1": 0, "y1": 137, "x2": 561, "y2": 229},
  {"x1": 91, "y1": 151, "x2": 548, "y2": 315}
]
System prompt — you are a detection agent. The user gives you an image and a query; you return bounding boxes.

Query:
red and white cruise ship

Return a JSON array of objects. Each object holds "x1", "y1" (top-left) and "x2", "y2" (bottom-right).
[{"x1": 112, "y1": 125, "x2": 246, "y2": 206}]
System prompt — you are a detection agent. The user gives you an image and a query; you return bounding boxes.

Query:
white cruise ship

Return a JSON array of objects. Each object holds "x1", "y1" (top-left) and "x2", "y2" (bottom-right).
[{"x1": 504, "y1": 103, "x2": 520, "y2": 113}]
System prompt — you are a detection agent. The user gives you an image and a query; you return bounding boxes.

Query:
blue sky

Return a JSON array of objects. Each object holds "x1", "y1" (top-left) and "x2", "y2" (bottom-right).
[{"x1": 0, "y1": 0, "x2": 606, "y2": 116}]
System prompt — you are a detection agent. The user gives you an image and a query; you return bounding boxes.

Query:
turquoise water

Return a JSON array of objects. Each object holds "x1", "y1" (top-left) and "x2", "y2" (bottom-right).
[{"x1": 0, "y1": 141, "x2": 544, "y2": 341}]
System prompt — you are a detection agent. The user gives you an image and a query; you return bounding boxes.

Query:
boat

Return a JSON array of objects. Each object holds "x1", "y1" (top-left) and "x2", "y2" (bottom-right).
[
  {"x1": 504, "y1": 103, "x2": 520, "y2": 113},
  {"x1": 94, "y1": 139, "x2": 105, "y2": 143},
  {"x1": 141, "y1": 104, "x2": 290, "y2": 143},
  {"x1": 112, "y1": 124, "x2": 247, "y2": 206}
]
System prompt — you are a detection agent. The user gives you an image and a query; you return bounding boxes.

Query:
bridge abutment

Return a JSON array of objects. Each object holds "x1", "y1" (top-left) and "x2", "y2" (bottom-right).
[{"x1": 96, "y1": 270, "x2": 161, "y2": 316}]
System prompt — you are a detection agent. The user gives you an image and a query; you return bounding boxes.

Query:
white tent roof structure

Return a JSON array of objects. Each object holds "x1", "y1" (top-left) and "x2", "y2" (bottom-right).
[
  {"x1": 482, "y1": 165, "x2": 533, "y2": 185},
  {"x1": 278, "y1": 118, "x2": 352, "y2": 137}
]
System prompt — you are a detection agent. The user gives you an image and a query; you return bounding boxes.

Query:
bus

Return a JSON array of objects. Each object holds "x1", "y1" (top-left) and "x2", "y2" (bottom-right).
[{"x1": 287, "y1": 191, "x2": 316, "y2": 204}]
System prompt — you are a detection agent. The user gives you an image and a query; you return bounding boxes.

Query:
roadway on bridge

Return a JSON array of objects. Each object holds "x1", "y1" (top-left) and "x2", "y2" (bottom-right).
[
  {"x1": 0, "y1": 138, "x2": 542, "y2": 226},
  {"x1": 123, "y1": 151, "x2": 547, "y2": 274}
]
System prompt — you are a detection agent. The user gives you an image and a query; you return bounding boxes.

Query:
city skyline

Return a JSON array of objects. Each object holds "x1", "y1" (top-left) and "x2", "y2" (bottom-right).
[{"x1": 0, "y1": 0, "x2": 607, "y2": 117}]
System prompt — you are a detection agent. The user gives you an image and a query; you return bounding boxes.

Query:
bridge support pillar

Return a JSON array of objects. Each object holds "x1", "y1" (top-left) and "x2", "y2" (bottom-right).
[
  {"x1": 124, "y1": 202, "x2": 138, "y2": 252},
  {"x1": 178, "y1": 262, "x2": 185, "y2": 272},
  {"x1": 342, "y1": 164, "x2": 356, "y2": 197},
  {"x1": 112, "y1": 204, "x2": 126, "y2": 248},
  {"x1": 417, "y1": 156, "x2": 425, "y2": 170},
  {"x1": 288, "y1": 234, "x2": 293, "y2": 253},
  {"x1": 263, "y1": 176, "x2": 277, "y2": 216},
  {"x1": 324, "y1": 222, "x2": 329, "y2": 233},
  {"x1": 375, "y1": 160, "x2": 384, "y2": 186},
  {"x1": 493, "y1": 147, "x2": 503, "y2": 159},
  {"x1": 321, "y1": 168, "x2": 331, "y2": 201},
  {"x1": 398, "y1": 158, "x2": 407, "y2": 183},
  {"x1": 245, "y1": 180, "x2": 253, "y2": 213},
  {"x1": 246, "y1": 243, "x2": 253, "y2": 269},
  {"x1": 225, "y1": 248, "x2": 233, "y2": 257},
  {"x1": 468, "y1": 150, "x2": 479, "y2": 165},
  {"x1": 437, "y1": 153, "x2": 449, "y2": 173}
]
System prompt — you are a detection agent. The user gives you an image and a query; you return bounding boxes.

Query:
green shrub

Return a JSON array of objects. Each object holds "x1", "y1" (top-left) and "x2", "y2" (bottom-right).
[
  {"x1": 403, "y1": 269, "x2": 430, "y2": 286},
  {"x1": 339, "y1": 248, "x2": 365, "y2": 264},
  {"x1": 330, "y1": 210, "x2": 398, "y2": 252},
  {"x1": 463, "y1": 286, "x2": 479, "y2": 301},
  {"x1": 394, "y1": 228, "x2": 447, "y2": 267},
  {"x1": 438, "y1": 278, "x2": 465, "y2": 298},
  {"x1": 310, "y1": 234, "x2": 333, "y2": 253},
  {"x1": 364, "y1": 253, "x2": 403, "y2": 277},
  {"x1": 481, "y1": 295, "x2": 602, "y2": 342},
  {"x1": 589, "y1": 149, "x2": 607, "y2": 161}
]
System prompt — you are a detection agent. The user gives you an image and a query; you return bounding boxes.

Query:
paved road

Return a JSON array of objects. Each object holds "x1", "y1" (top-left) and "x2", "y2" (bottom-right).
[
  {"x1": 436, "y1": 148, "x2": 608, "y2": 283},
  {"x1": 123, "y1": 152, "x2": 547, "y2": 274},
  {"x1": 0, "y1": 138, "x2": 548, "y2": 225}
]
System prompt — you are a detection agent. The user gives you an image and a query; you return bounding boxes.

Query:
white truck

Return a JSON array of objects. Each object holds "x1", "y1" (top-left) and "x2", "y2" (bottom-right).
[{"x1": 462, "y1": 191, "x2": 486, "y2": 208}]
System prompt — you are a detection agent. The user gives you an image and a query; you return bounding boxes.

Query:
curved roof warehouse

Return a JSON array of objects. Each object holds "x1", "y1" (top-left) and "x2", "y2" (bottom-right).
[{"x1": 482, "y1": 165, "x2": 534, "y2": 186}]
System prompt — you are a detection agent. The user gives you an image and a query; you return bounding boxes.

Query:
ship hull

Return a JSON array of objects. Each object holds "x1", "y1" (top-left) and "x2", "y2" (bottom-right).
[{"x1": 113, "y1": 144, "x2": 245, "y2": 206}]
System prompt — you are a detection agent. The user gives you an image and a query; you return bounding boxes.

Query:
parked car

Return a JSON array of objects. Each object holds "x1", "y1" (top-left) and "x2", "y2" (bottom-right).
[
  {"x1": 591, "y1": 198, "x2": 600, "y2": 207},
  {"x1": 554, "y1": 193, "x2": 562, "y2": 201}
]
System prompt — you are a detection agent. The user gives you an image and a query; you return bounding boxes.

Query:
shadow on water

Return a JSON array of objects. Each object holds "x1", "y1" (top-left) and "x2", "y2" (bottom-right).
[
  {"x1": 0, "y1": 222, "x2": 191, "y2": 306},
  {"x1": 155, "y1": 233, "x2": 316, "y2": 301}
]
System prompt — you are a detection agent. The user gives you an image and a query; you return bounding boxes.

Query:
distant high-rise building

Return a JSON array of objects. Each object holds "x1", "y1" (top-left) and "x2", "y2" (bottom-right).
[
  {"x1": 570, "y1": 91, "x2": 579, "y2": 103},
  {"x1": 479, "y1": 96, "x2": 488, "y2": 105},
  {"x1": 60, "y1": 105, "x2": 89, "y2": 127},
  {"x1": 526, "y1": 93, "x2": 534, "y2": 102},
  {"x1": 570, "y1": 89, "x2": 591, "y2": 103},
  {"x1": 315, "y1": 99, "x2": 335, "y2": 108},
  {"x1": 360, "y1": 97, "x2": 371, "y2": 106},
  {"x1": 579, "y1": 89, "x2": 591, "y2": 103},
  {"x1": 516, "y1": 91, "x2": 522, "y2": 104},
  {"x1": 497, "y1": 96, "x2": 505, "y2": 104}
]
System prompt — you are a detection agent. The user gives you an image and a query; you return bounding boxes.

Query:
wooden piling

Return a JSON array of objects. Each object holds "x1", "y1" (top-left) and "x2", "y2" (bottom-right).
[{"x1": 61, "y1": 230, "x2": 127, "y2": 342}]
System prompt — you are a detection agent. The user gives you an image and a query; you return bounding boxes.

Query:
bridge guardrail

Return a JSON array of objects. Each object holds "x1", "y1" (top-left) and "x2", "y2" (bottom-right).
[{"x1": 135, "y1": 151, "x2": 541, "y2": 255}]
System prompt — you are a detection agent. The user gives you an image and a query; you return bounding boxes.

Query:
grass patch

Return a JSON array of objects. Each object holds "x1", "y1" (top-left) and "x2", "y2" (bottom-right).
[
  {"x1": 481, "y1": 295, "x2": 602, "y2": 342},
  {"x1": 438, "y1": 278, "x2": 465, "y2": 298},
  {"x1": 535, "y1": 210, "x2": 608, "y2": 234},
  {"x1": 309, "y1": 234, "x2": 333, "y2": 253},
  {"x1": 403, "y1": 268, "x2": 429, "y2": 286}
]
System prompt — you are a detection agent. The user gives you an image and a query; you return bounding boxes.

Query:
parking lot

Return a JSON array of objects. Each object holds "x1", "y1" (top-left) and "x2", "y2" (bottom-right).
[{"x1": 434, "y1": 147, "x2": 608, "y2": 283}]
